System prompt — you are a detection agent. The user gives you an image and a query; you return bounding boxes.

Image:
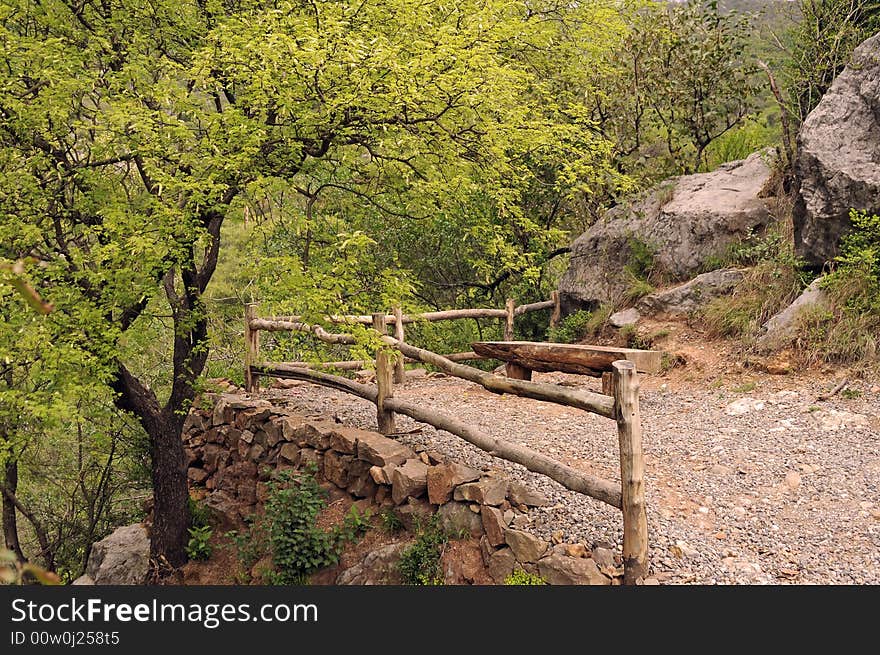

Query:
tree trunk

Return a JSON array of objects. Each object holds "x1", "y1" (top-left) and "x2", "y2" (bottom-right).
[
  {"x1": 112, "y1": 364, "x2": 190, "y2": 569},
  {"x1": 2, "y1": 459, "x2": 25, "y2": 561},
  {"x1": 148, "y1": 418, "x2": 189, "y2": 568}
]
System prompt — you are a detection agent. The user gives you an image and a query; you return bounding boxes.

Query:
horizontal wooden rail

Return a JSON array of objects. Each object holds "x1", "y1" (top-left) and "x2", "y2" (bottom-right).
[
  {"x1": 261, "y1": 298, "x2": 557, "y2": 327},
  {"x1": 271, "y1": 351, "x2": 485, "y2": 372},
  {"x1": 250, "y1": 364, "x2": 622, "y2": 508},
  {"x1": 248, "y1": 318, "x2": 614, "y2": 418},
  {"x1": 249, "y1": 318, "x2": 357, "y2": 344},
  {"x1": 513, "y1": 299, "x2": 554, "y2": 316},
  {"x1": 379, "y1": 335, "x2": 616, "y2": 419}
]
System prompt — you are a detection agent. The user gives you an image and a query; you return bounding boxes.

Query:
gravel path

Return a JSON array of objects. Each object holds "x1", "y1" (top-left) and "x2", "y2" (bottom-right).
[{"x1": 264, "y1": 371, "x2": 880, "y2": 585}]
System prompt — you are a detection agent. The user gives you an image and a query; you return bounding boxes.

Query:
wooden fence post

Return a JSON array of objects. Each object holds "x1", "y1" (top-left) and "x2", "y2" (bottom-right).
[
  {"x1": 504, "y1": 298, "x2": 515, "y2": 341},
  {"x1": 392, "y1": 306, "x2": 406, "y2": 384},
  {"x1": 373, "y1": 313, "x2": 396, "y2": 435},
  {"x1": 550, "y1": 290, "x2": 561, "y2": 329},
  {"x1": 244, "y1": 303, "x2": 260, "y2": 393},
  {"x1": 612, "y1": 360, "x2": 648, "y2": 584}
]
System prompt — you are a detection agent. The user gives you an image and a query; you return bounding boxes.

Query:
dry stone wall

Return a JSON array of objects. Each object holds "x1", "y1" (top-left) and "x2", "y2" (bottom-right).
[{"x1": 183, "y1": 393, "x2": 621, "y2": 585}]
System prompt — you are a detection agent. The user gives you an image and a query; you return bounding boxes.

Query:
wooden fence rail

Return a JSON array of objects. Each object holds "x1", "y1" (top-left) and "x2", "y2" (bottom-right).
[{"x1": 243, "y1": 296, "x2": 648, "y2": 584}]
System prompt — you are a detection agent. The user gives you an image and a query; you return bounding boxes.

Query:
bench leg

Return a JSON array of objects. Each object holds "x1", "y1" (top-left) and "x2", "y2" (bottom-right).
[{"x1": 505, "y1": 362, "x2": 532, "y2": 381}]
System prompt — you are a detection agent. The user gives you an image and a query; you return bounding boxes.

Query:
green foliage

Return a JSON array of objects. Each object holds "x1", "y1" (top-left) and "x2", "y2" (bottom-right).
[
  {"x1": 188, "y1": 498, "x2": 212, "y2": 531},
  {"x1": 783, "y1": 0, "x2": 880, "y2": 124},
  {"x1": 702, "y1": 108, "x2": 782, "y2": 172},
  {"x1": 791, "y1": 211, "x2": 880, "y2": 363},
  {"x1": 398, "y1": 515, "x2": 447, "y2": 585},
  {"x1": 379, "y1": 509, "x2": 404, "y2": 534},
  {"x1": 264, "y1": 469, "x2": 366, "y2": 585},
  {"x1": 619, "y1": 324, "x2": 654, "y2": 350},
  {"x1": 590, "y1": 0, "x2": 761, "y2": 179},
  {"x1": 548, "y1": 307, "x2": 612, "y2": 344},
  {"x1": 732, "y1": 381, "x2": 757, "y2": 393},
  {"x1": 503, "y1": 568, "x2": 547, "y2": 585},
  {"x1": 840, "y1": 388, "x2": 862, "y2": 399},
  {"x1": 186, "y1": 526, "x2": 214, "y2": 562},
  {"x1": 700, "y1": 226, "x2": 807, "y2": 339},
  {"x1": 224, "y1": 519, "x2": 268, "y2": 583},
  {"x1": 701, "y1": 260, "x2": 804, "y2": 338},
  {"x1": 621, "y1": 236, "x2": 657, "y2": 303}
]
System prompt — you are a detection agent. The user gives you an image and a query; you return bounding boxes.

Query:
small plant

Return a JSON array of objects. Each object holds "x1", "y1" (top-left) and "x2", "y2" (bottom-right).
[
  {"x1": 186, "y1": 525, "x2": 213, "y2": 561},
  {"x1": 504, "y1": 568, "x2": 547, "y2": 585},
  {"x1": 619, "y1": 324, "x2": 653, "y2": 350},
  {"x1": 224, "y1": 514, "x2": 268, "y2": 574},
  {"x1": 655, "y1": 181, "x2": 676, "y2": 207},
  {"x1": 264, "y1": 468, "x2": 367, "y2": 585},
  {"x1": 732, "y1": 381, "x2": 757, "y2": 393},
  {"x1": 188, "y1": 497, "x2": 212, "y2": 530},
  {"x1": 624, "y1": 236, "x2": 657, "y2": 283},
  {"x1": 379, "y1": 508, "x2": 404, "y2": 534},
  {"x1": 659, "y1": 351, "x2": 686, "y2": 373},
  {"x1": 548, "y1": 309, "x2": 593, "y2": 344},
  {"x1": 840, "y1": 388, "x2": 862, "y2": 399},
  {"x1": 398, "y1": 515, "x2": 447, "y2": 585}
]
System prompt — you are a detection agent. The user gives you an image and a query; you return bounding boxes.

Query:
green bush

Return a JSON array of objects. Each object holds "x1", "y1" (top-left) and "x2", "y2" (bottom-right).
[
  {"x1": 379, "y1": 509, "x2": 404, "y2": 534},
  {"x1": 548, "y1": 305, "x2": 611, "y2": 344},
  {"x1": 793, "y1": 210, "x2": 880, "y2": 363},
  {"x1": 188, "y1": 497, "x2": 212, "y2": 530},
  {"x1": 264, "y1": 468, "x2": 367, "y2": 585},
  {"x1": 504, "y1": 568, "x2": 547, "y2": 585},
  {"x1": 185, "y1": 525, "x2": 213, "y2": 561},
  {"x1": 398, "y1": 516, "x2": 447, "y2": 585}
]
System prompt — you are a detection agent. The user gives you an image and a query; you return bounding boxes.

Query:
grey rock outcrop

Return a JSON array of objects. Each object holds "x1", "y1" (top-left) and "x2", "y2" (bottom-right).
[
  {"x1": 609, "y1": 307, "x2": 640, "y2": 327},
  {"x1": 636, "y1": 268, "x2": 746, "y2": 318},
  {"x1": 336, "y1": 542, "x2": 409, "y2": 585},
  {"x1": 755, "y1": 277, "x2": 830, "y2": 352},
  {"x1": 559, "y1": 151, "x2": 775, "y2": 311},
  {"x1": 80, "y1": 524, "x2": 150, "y2": 585},
  {"x1": 794, "y1": 32, "x2": 880, "y2": 266}
]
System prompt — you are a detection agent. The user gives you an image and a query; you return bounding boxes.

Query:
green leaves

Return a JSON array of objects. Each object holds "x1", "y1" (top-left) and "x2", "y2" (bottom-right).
[{"x1": 263, "y1": 468, "x2": 365, "y2": 585}]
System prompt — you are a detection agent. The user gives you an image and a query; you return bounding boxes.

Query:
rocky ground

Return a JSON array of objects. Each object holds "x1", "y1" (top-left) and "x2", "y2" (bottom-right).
[{"x1": 262, "y1": 341, "x2": 880, "y2": 585}]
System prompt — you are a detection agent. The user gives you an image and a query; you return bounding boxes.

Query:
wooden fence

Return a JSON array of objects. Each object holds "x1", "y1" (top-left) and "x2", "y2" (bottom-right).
[{"x1": 243, "y1": 296, "x2": 648, "y2": 584}]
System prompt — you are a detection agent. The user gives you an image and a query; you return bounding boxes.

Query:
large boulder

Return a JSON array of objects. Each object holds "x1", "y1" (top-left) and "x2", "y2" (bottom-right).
[
  {"x1": 794, "y1": 32, "x2": 880, "y2": 266},
  {"x1": 80, "y1": 524, "x2": 150, "y2": 585},
  {"x1": 559, "y1": 151, "x2": 776, "y2": 311}
]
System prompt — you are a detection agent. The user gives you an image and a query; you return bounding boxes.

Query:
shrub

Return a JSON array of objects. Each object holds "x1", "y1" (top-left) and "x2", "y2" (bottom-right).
[
  {"x1": 398, "y1": 516, "x2": 447, "y2": 585},
  {"x1": 188, "y1": 497, "x2": 212, "y2": 530},
  {"x1": 264, "y1": 468, "x2": 367, "y2": 585},
  {"x1": 504, "y1": 568, "x2": 547, "y2": 585},
  {"x1": 700, "y1": 225, "x2": 807, "y2": 340},
  {"x1": 789, "y1": 211, "x2": 880, "y2": 363},
  {"x1": 548, "y1": 305, "x2": 612, "y2": 344},
  {"x1": 185, "y1": 526, "x2": 213, "y2": 561}
]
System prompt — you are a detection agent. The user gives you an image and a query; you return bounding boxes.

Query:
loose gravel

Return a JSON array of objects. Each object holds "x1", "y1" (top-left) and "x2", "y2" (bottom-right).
[{"x1": 264, "y1": 371, "x2": 880, "y2": 585}]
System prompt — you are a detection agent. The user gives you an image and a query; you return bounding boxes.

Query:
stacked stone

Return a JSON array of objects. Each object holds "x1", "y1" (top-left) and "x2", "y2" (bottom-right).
[{"x1": 183, "y1": 393, "x2": 620, "y2": 585}]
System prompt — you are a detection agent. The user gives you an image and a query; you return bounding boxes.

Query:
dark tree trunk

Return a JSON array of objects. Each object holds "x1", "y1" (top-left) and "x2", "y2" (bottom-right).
[
  {"x1": 2, "y1": 458, "x2": 25, "y2": 561},
  {"x1": 112, "y1": 364, "x2": 191, "y2": 569},
  {"x1": 149, "y1": 417, "x2": 189, "y2": 567}
]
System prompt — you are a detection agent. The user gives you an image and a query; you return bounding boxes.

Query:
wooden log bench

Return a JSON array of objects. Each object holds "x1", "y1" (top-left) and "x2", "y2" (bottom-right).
[{"x1": 471, "y1": 341, "x2": 663, "y2": 381}]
